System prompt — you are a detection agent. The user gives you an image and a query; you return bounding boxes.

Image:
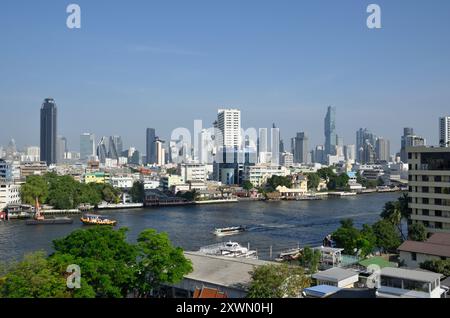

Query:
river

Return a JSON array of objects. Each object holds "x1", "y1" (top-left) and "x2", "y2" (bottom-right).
[{"x1": 0, "y1": 192, "x2": 401, "y2": 261}]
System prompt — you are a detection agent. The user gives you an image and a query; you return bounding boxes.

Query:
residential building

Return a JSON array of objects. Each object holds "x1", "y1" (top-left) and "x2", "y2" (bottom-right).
[
  {"x1": 243, "y1": 164, "x2": 289, "y2": 187},
  {"x1": 0, "y1": 159, "x2": 12, "y2": 182},
  {"x1": 376, "y1": 267, "x2": 445, "y2": 298},
  {"x1": 110, "y1": 176, "x2": 134, "y2": 189},
  {"x1": 180, "y1": 163, "x2": 208, "y2": 183},
  {"x1": 155, "y1": 138, "x2": 165, "y2": 166},
  {"x1": 407, "y1": 146, "x2": 450, "y2": 234},
  {"x1": 20, "y1": 161, "x2": 48, "y2": 179},
  {"x1": 80, "y1": 133, "x2": 96, "y2": 161},
  {"x1": 376, "y1": 138, "x2": 390, "y2": 162},
  {"x1": 344, "y1": 144, "x2": 356, "y2": 163},
  {"x1": 312, "y1": 268, "x2": 360, "y2": 288},
  {"x1": 280, "y1": 152, "x2": 294, "y2": 167},
  {"x1": 40, "y1": 98, "x2": 57, "y2": 165},
  {"x1": 324, "y1": 106, "x2": 337, "y2": 157},
  {"x1": 398, "y1": 233, "x2": 450, "y2": 268},
  {"x1": 215, "y1": 108, "x2": 241, "y2": 149},
  {"x1": 56, "y1": 136, "x2": 68, "y2": 164},
  {"x1": 401, "y1": 128, "x2": 426, "y2": 163},
  {"x1": 356, "y1": 128, "x2": 377, "y2": 163},
  {"x1": 439, "y1": 116, "x2": 450, "y2": 147},
  {"x1": 160, "y1": 175, "x2": 184, "y2": 191},
  {"x1": 0, "y1": 183, "x2": 21, "y2": 210},
  {"x1": 84, "y1": 172, "x2": 110, "y2": 184},
  {"x1": 21, "y1": 146, "x2": 40, "y2": 162}
]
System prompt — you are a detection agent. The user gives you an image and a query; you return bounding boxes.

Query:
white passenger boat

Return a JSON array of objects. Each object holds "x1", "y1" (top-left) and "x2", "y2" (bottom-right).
[
  {"x1": 199, "y1": 241, "x2": 258, "y2": 259},
  {"x1": 213, "y1": 226, "x2": 246, "y2": 237}
]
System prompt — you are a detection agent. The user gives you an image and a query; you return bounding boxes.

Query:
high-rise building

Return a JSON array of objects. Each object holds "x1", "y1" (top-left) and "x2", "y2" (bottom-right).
[
  {"x1": 344, "y1": 144, "x2": 356, "y2": 163},
  {"x1": 97, "y1": 137, "x2": 108, "y2": 163},
  {"x1": 400, "y1": 128, "x2": 426, "y2": 162},
  {"x1": 216, "y1": 109, "x2": 241, "y2": 149},
  {"x1": 40, "y1": 98, "x2": 57, "y2": 165},
  {"x1": 80, "y1": 133, "x2": 96, "y2": 161},
  {"x1": 293, "y1": 132, "x2": 309, "y2": 164},
  {"x1": 360, "y1": 141, "x2": 376, "y2": 164},
  {"x1": 314, "y1": 145, "x2": 325, "y2": 164},
  {"x1": 376, "y1": 138, "x2": 391, "y2": 162},
  {"x1": 356, "y1": 128, "x2": 377, "y2": 162},
  {"x1": 439, "y1": 117, "x2": 450, "y2": 147},
  {"x1": 324, "y1": 106, "x2": 337, "y2": 156},
  {"x1": 108, "y1": 136, "x2": 123, "y2": 160},
  {"x1": 146, "y1": 128, "x2": 156, "y2": 165},
  {"x1": 407, "y1": 146, "x2": 450, "y2": 235},
  {"x1": 56, "y1": 136, "x2": 68, "y2": 163},
  {"x1": 155, "y1": 138, "x2": 165, "y2": 166}
]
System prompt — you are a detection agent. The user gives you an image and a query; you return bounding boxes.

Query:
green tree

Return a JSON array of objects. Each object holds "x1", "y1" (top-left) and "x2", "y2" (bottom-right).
[
  {"x1": 381, "y1": 199, "x2": 407, "y2": 240},
  {"x1": 20, "y1": 175, "x2": 49, "y2": 206},
  {"x1": 130, "y1": 181, "x2": 145, "y2": 203},
  {"x1": 359, "y1": 224, "x2": 377, "y2": 257},
  {"x1": 328, "y1": 174, "x2": 350, "y2": 191},
  {"x1": 420, "y1": 259, "x2": 450, "y2": 277},
  {"x1": 134, "y1": 229, "x2": 193, "y2": 298},
  {"x1": 372, "y1": 219, "x2": 402, "y2": 253},
  {"x1": 0, "y1": 252, "x2": 72, "y2": 298},
  {"x1": 247, "y1": 264, "x2": 311, "y2": 298},
  {"x1": 51, "y1": 227, "x2": 137, "y2": 298},
  {"x1": 266, "y1": 175, "x2": 292, "y2": 192},
  {"x1": 408, "y1": 223, "x2": 427, "y2": 242},
  {"x1": 307, "y1": 173, "x2": 320, "y2": 191},
  {"x1": 298, "y1": 247, "x2": 321, "y2": 274},
  {"x1": 332, "y1": 219, "x2": 361, "y2": 255},
  {"x1": 242, "y1": 180, "x2": 254, "y2": 192}
]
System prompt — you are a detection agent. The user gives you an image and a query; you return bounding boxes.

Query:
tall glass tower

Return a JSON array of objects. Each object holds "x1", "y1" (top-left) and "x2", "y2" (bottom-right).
[
  {"x1": 324, "y1": 106, "x2": 336, "y2": 156},
  {"x1": 40, "y1": 98, "x2": 57, "y2": 165},
  {"x1": 146, "y1": 128, "x2": 156, "y2": 164}
]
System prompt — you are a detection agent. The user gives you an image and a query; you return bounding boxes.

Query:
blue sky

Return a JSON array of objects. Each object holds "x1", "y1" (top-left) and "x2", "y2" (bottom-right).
[{"x1": 1, "y1": 0, "x2": 449, "y2": 153}]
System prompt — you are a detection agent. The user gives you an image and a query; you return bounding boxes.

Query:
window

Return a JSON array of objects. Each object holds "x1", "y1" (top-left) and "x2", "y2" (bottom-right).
[
  {"x1": 422, "y1": 198, "x2": 429, "y2": 204},
  {"x1": 408, "y1": 153, "x2": 412, "y2": 160},
  {"x1": 436, "y1": 222, "x2": 443, "y2": 229},
  {"x1": 423, "y1": 221, "x2": 430, "y2": 227},
  {"x1": 422, "y1": 176, "x2": 429, "y2": 182},
  {"x1": 435, "y1": 176, "x2": 442, "y2": 182},
  {"x1": 435, "y1": 210, "x2": 442, "y2": 217},
  {"x1": 403, "y1": 279, "x2": 429, "y2": 293},
  {"x1": 435, "y1": 187, "x2": 442, "y2": 194},
  {"x1": 411, "y1": 252, "x2": 417, "y2": 261},
  {"x1": 381, "y1": 276, "x2": 402, "y2": 289},
  {"x1": 422, "y1": 209, "x2": 429, "y2": 216},
  {"x1": 435, "y1": 198, "x2": 442, "y2": 205},
  {"x1": 422, "y1": 187, "x2": 429, "y2": 193}
]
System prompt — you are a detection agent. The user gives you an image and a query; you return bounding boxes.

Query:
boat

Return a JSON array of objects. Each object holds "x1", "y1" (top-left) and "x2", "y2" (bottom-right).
[
  {"x1": 80, "y1": 214, "x2": 117, "y2": 226},
  {"x1": 213, "y1": 226, "x2": 246, "y2": 237},
  {"x1": 26, "y1": 198, "x2": 73, "y2": 225},
  {"x1": 275, "y1": 247, "x2": 303, "y2": 262},
  {"x1": 199, "y1": 241, "x2": 258, "y2": 259}
]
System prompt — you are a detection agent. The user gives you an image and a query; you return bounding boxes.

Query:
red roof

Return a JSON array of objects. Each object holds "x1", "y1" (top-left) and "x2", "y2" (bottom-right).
[{"x1": 193, "y1": 287, "x2": 228, "y2": 299}]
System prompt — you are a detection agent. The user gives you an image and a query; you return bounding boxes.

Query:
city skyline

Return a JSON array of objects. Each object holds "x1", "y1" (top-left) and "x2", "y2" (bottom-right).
[{"x1": 1, "y1": 1, "x2": 450, "y2": 153}]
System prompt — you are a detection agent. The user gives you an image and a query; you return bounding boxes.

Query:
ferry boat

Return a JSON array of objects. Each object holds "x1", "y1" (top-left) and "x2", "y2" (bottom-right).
[
  {"x1": 275, "y1": 247, "x2": 303, "y2": 262},
  {"x1": 80, "y1": 214, "x2": 117, "y2": 226},
  {"x1": 213, "y1": 226, "x2": 246, "y2": 237}
]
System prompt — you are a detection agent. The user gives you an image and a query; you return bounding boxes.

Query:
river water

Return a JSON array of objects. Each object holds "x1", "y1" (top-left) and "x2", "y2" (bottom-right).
[{"x1": 0, "y1": 193, "x2": 400, "y2": 261}]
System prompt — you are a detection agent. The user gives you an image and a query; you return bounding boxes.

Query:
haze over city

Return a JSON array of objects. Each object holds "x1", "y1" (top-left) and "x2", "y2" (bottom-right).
[{"x1": 1, "y1": 0, "x2": 450, "y2": 152}]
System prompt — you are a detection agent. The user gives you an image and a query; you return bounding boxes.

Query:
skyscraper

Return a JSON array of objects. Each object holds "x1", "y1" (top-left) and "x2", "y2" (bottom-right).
[
  {"x1": 155, "y1": 138, "x2": 165, "y2": 166},
  {"x1": 40, "y1": 98, "x2": 57, "y2": 165},
  {"x1": 216, "y1": 109, "x2": 241, "y2": 149},
  {"x1": 400, "y1": 128, "x2": 426, "y2": 162},
  {"x1": 146, "y1": 128, "x2": 156, "y2": 165},
  {"x1": 56, "y1": 136, "x2": 68, "y2": 163},
  {"x1": 324, "y1": 106, "x2": 337, "y2": 156},
  {"x1": 108, "y1": 136, "x2": 123, "y2": 160},
  {"x1": 294, "y1": 132, "x2": 309, "y2": 164},
  {"x1": 375, "y1": 138, "x2": 391, "y2": 162},
  {"x1": 97, "y1": 137, "x2": 108, "y2": 163},
  {"x1": 356, "y1": 128, "x2": 377, "y2": 162},
  {"x1": 439, "y1": 116, "x2": 450, "y2": 147},
  {"x1": 80, "y1": 133, "x2": 96, "y2": 161}
]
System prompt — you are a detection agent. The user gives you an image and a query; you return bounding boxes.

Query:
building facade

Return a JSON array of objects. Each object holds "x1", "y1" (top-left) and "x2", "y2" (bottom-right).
[
  {"x1": 80, "y1": 133, "x2": 96, "y2": 161},
  {"x1": 216, "y1": 109, "x2": 241, "y2": 149},
  {"x1": 439, "y1": 116, "x2": 450, "y2": 147},
  {"x1": 324, "y1": 106, "x2": 336, "y2": 157},
  {"x1": 40, "y1": 98, "x2": 57, "y2": 165},
  {"x1": 407, "y1": 146, "x2": 450, "y2": 235}
]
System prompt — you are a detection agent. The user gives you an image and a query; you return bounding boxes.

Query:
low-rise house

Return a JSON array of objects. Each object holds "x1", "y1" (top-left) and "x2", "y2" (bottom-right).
[
  {"x1": 398, "y1": 233, "x2": 450, "y2": 268},
  {"x1": 376, "y1": 267, "x2": 446, "y2": 298},
  {"x1": 84, "y1": 171, "x2": 110, "y2": 184},
  {"x1": 0, "y1": 183, "x2": 21, "y2": 210},
  {"x1": 313, "y1": 246, "x2": 344, "y2": 268},
  {"x1": 312, "y1": 267, "x2": 360, "y2": 288}
]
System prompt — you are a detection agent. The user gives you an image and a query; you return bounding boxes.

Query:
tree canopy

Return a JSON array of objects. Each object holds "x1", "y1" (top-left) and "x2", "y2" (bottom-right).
[{"x1": 247, "y1": 264, "x2": 311, "y2": 298}]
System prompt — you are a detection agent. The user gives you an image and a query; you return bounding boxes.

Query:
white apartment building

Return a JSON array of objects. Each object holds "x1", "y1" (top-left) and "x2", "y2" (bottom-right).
[
  {"x1": 155, "y1": 139, "x2": 166, "y2": 166},
  {"x1": 110, "y1": 176, "x2": 135, "y2": 189},
  {"x1": 244, "y1": 164, "x2": 289, "y2": 187},
  {"x1": 0, "y1": 183, "x2": 21, "y2": 210},
  {"x1": 180, "y1": 163, "x2": 208, "y2": 183},
  {"x1": 439, "y1": 116, "x2": 450, "y2": 147},
  {"x1": 216, "y1": 109, "x2": 241, "y2": 149},
  {"x1": 376, "y1": 267, "x2": 445, "y2": 298},
  {"x1": 407, "y1": 146, "x2": 450, "y2": 234}
]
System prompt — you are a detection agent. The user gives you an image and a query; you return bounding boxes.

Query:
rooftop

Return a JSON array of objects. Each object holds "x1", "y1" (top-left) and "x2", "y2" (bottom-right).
[
  {"x1": 312, "y1": 267, "x2": 359, "y2": 283},
  {"x1": 380, "y1": 267, "x2": 442, "y2": 283},
  {"x1": 359, "y1": 256, "x2": 397, "y2": 269},
  {"x1": 398, "y1": 233, "x2": 450, "y2": 258},
  {"x1": 303, "y1": 285, "x2": 341, "y2": 298},
  {"x1": 183, "y1": 251, "x2": 275, "y2": 290}
]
